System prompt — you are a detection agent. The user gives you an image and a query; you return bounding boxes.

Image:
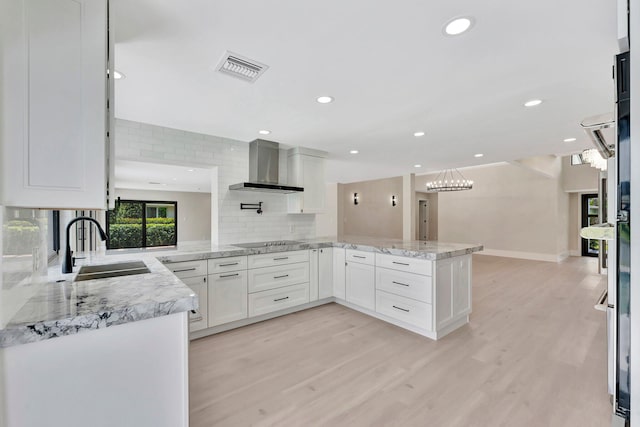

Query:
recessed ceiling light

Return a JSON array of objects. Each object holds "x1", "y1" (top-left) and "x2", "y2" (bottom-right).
[
  {"x1": 564, "y1": 137, "x2": 577, "y2": 142},
  {"x1": 414, "y1": 164, "x2": 422, "y2": 168},
  {"x1": 113, "y1": 70, "x2": 125, "y2": 80},
  {"x1": 474, "y1": 153, "x2": 484, "y2": 158},
  {"x1": 350, "y1": 150, "x2": 359, "y2": 154},
  {"x1": 524, "y1": 99, "x2": 543, "y2": 107},
  {"x1": 414, "y1": 131, "x2": 425, "y2": 137},
  {"x1": 187, "y1": 169, "x2": 195, "y2": 172},
  {"x1": 258, "y1": 130, "x2": 271, "y2": 135},
  {"x1": 443, "y1": 17, "x2": 474, "y2": 36},
  {"x1": 317, "y1": 96, "x2": 334, "y2": 104}
]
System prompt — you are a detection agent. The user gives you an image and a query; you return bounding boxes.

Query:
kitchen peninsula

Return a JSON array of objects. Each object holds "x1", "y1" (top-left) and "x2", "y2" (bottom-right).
[
  {"x1": 156, "y1": 237, "x2": 483, "y2": 341},
  {"x1": 0, "y1": 237, "x2": 480, "y2": 427}
]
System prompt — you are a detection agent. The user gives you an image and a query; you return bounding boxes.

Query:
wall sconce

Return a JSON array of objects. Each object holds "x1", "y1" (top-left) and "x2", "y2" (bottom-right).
[
  {"x1": 391, "y1": 195, "x2": 397, "y2": 207},
  {"x1": 353, "y1": 193, "x2": 359, "y2": 205}
]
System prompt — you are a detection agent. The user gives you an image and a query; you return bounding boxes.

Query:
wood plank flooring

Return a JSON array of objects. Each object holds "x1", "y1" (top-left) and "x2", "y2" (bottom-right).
[{"x1": 190, "y1": 255, "x2": 611, "y2": 426}]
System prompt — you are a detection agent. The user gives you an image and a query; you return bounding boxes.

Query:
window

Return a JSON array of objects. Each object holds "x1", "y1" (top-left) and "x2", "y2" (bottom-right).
[{"x1": 107, "y1": 200, "x2": 177, "y2": 249}]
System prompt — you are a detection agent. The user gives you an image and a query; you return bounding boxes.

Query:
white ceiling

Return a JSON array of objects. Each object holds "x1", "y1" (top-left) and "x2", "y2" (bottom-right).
[
  {"x1": 115, "y1": 160, "x2": 212, "y2": 193},
  {"x1": 113, "y1": 0, "x2": 618, "y2": 183}
]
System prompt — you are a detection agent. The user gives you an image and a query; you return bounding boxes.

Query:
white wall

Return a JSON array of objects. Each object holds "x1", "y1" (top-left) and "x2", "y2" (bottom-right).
[
  {"x1": 415, "y1": 162, "x2": 570, "y2": 262},
  {"x1": 115, "y1": 119, "x2": 316, "y2": 244},
  {"x1": 114, "y1": 189, "x2": 211, "y2": 243},
  {"x1": 561, "y1": 156, "x2": 600, "y2": 192}
]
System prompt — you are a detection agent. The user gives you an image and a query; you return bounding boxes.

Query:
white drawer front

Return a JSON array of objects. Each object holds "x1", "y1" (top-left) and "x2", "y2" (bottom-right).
[
  {"x1": 165, "y1": 260, "x2": 207, "y2": 279},
  {"x1": 346, "y1": 249, "x2": 375, "y2": 265},
  {"x1": 376, "y1": 290, "x2": 432, "y2": 331},
  {"x1": 375, "y1": 253, "x2": 432, "y2": 276},
  {"x1": 248, "y1": 283, "x2": 310, "y2": 317},
  {"x1": 248, "y1": 262, "x2": 310, "y2": 293},
  {"x1": 208, "y1": 256, "x2": 247, "y2": 274},
  {"x1": 248, "y1": 250, "x2": 309, "y2": 269},
  {"x1": 376, "y1": 267, "x2": 432, "y2": 303},
  {"x1": 181, "y1": 276, "x2": 208, "y2": 332},
  {"x1": 208, "y1": 271, "x2": 248, "y2": 327}
]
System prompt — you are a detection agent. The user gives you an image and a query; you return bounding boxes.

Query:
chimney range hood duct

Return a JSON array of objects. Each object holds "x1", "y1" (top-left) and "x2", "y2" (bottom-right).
[
  {"x1": 229, "y1": 139, "x2": 304, "y2": 194},
  {"x1": 580, "y1": 113, "x2": 615, "y2": 159}
]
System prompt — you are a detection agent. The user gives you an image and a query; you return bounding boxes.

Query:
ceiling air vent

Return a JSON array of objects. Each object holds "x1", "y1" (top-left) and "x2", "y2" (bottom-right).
[{"x1": 216, "y1": 51, "x2": 268, "y2": 83}]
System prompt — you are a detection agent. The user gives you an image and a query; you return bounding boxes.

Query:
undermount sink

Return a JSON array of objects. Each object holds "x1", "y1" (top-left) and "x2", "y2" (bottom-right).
[
  {"x1": 74, "y1": 261, "x2": 150, "y2": 282},
  {"x1": 232, "y1": 240, "x2": 304, "y2": 249}
]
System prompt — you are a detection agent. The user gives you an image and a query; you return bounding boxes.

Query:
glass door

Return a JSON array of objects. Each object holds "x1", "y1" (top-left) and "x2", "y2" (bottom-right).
[{"x1": 581, "y1": 193, "x2": 600, "y2": 257}]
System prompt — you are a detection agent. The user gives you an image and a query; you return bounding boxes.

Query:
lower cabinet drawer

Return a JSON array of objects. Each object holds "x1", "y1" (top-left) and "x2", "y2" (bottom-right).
[
  {"x1": 165, "y1": 260, "x2": 207, "y2": 279},
  {"x1": 248, "y1": 283, "x2": 310, "y2": 317},
  {"x1": 376, "y1": 290, "x2": 432, "y2": 331},
  {"x1": 248, "y1": 262, "x2": 310, "y2": 293},
  {"x1": 376, "y1": 267, "x2": 432, "y2": 303}
]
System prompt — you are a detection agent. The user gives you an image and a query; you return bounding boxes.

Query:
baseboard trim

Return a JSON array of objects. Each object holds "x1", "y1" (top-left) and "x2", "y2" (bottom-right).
[{"x1": 476, "y1": 248, "x2": 568, "y2": 263}]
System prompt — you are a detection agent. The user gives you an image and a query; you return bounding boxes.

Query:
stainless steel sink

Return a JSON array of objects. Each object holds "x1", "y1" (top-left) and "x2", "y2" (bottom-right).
[
  {"x1": 74, "y1": 261, "x2": 150, "y2": 282},
  {"x1": 232, "y1": 240, "x2": 304, "y2": 249}
]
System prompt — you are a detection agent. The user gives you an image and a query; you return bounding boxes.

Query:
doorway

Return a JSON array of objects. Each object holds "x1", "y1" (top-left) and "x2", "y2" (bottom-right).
[
  {"x1": 581, "y1": 193, "x2": 599, "y2": 257},
  {"x1": 418, "y1": 200, "x2": 429, "y2": 240}
]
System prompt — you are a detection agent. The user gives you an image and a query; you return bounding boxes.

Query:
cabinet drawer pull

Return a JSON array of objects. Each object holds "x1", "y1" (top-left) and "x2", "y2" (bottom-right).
[
  {"x1": 392, "y1": 281, "x2": 410, "y2": 287},
  {"x1": 274, "y1": 274, "x2": 289, "y2": 279},
  {"x1": 173, "y1": 267, "x2": 197, "y2": 273},
  {"x1": 353, "y1": 255, "x2": 366, "y2": 259},
  {"x1": 392, "y1": 261, "x2": 410, "y2": 266},
  {"x1": 274, "y1": 296, "x2": 289, "y2": 302},
  {"x1": 392, "y1": 305, "x2": 410, "y2": 313},
  {"x1": 274, "y1": 257, "x2": 289, "y2": 261},
  {"x1": 220, "y1": 273, "x2": 239, "y2": 278},
  {"x1": 190, "y1": 310, "x2": 197, "y2": 314},
  {"x1": 219, "y1": 262, "x2": 239, "y2": 267}
]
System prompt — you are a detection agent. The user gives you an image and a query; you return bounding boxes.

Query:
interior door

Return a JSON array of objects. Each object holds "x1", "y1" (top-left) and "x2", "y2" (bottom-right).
[{"x1": 418, "y1": 200, "x2": 429, "y2": 240}]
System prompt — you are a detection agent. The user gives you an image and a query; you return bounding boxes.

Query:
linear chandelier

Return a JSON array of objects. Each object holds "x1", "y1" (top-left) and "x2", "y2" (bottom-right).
[{"x1": 425, "y1": 168, "x2": 473, "y2": 192}]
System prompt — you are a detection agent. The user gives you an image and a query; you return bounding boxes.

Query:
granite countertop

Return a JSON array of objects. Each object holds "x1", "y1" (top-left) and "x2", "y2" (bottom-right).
[
  {"x1": 153, "y1": 236, "x2": 483, "y2": 263},
  {"x1": 0, "y1": 236, "x2": 481, "y2": 349},
  {"x1": 0, "y1": 254, "x2": 198, "y2": 348}
]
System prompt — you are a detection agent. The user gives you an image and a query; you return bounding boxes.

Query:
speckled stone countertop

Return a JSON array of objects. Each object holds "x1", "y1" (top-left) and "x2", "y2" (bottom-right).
[
  {"x1": 154, "y1": 236, "x2": 483, "y2": 263},
  {"x1": 0, "y1": 254, "x2": 197, "y2": 348},
  {"x1": 0, "y1": 237, "x2": 481, "y2": 349}
]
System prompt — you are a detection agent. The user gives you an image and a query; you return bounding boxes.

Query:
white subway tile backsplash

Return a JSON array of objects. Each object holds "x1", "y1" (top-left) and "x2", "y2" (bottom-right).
[{"x1": 115, "y1": 119, "x2": 316, "y2": 244}]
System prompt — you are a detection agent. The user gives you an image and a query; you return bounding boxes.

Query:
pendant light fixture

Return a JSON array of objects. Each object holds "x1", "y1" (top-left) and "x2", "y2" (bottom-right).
[{"x1": 425, "y1": 168, "x2": 473, "y2": 192}]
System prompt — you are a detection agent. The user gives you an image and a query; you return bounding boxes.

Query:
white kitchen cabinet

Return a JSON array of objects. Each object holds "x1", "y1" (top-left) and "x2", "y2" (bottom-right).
[
  {"x1": 310, "y1": 249, "x2": 319, "y2": 301},
  {"x1": 248, "y1": 283, "x2": 310, "y2": 317},
  {"x1": 247, "y1": 262, "x2": 310, "y2": 293},
  {"x1": 0, "y1": 0, "x2": 110, "y2": 209},
  {"x1": 435, "y1": 255, "x2": 472, "y2": 330},
  {"x1": 318, "y1": 248, "x2": 333, "y2": 299},
  {"x1": 346, "y1": 259, "x2": 375, "y2": 311},
  {"x1": 287, "y1": 148, "x2": 327, "y2": 214},
  {"x1": 333, "y1": 248, "x2": 346, "y2": 299},
  {"x1": 208, "y1": 270, "x2": 248, "y2": 327},
  {"x1": 181, "y1": 276, "x2": 208, "y2": 332}
]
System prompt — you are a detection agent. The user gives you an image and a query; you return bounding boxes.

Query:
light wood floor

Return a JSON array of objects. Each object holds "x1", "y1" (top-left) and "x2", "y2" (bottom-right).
[{"x1": 189, "y1": 255, "x2": 611, "y2": 426}]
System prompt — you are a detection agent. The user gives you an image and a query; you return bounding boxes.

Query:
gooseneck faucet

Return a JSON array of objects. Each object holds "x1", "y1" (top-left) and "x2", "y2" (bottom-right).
[{"x1": 62, "y1": 216, "x2": 108, "y2": 274}]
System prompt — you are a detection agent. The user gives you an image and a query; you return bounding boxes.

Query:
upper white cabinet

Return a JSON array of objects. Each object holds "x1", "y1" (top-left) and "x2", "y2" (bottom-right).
[
  {"x1": 0, "y1": 0, "x2": 110, "y2": 209},
  {"x1": 287, "y1": 148, "x2": 327, "y2": 214}
]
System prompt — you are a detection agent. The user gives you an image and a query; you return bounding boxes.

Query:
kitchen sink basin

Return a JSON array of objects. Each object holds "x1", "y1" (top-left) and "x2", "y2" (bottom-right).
[
  {"x1": 232, "y1": 240, "x2": 304, "y2": 249},
  {"x1": 74, "y1": 261, "x2": 150, "y2": 282}
]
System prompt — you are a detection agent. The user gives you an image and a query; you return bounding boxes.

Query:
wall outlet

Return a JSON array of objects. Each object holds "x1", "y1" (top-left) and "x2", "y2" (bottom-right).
[{"x1": 289, "y1": 224, "x2": 295, "y2": 233}]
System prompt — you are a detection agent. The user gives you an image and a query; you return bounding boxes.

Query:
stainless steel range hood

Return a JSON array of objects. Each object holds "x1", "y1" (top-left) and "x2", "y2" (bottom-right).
[{"x1": 229, "y1": 139, "x2": 304, "y2": 194}]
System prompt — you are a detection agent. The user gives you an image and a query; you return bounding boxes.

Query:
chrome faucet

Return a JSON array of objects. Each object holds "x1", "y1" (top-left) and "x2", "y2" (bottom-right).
[{"x1": 62, "y1": 216, "x2": 108, "y2": 274}]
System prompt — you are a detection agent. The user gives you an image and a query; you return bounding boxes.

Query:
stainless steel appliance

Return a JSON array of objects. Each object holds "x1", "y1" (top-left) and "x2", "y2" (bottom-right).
[{"x1": 614, "y1": 50, "x2": 631, "y2": 423}]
